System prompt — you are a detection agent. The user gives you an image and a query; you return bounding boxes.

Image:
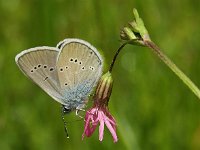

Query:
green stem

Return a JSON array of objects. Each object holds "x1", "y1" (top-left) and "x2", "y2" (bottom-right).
[
  {"x1": 109, "y1": 40, "x2": 136, "y2": 72},
  {"x1": 109, "y1": 43, "x2": 127, "y2": 72},
  {"x1": 145, "y1": 40, "x2": 200, "y2": 99}
]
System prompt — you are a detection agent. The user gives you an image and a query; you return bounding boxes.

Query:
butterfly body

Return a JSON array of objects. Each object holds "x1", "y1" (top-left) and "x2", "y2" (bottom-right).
[{"x1": 15, "y1": 39, "x2": 103, "y2": 113}]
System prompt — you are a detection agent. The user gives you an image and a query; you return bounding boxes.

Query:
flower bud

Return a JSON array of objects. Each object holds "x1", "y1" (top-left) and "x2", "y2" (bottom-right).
[
  {"x1": 120, "y1": 8, "x2": 151, "y2": 46},
  {"x1": 120, "y1": 27, "x2": 136, "y2": 41}
]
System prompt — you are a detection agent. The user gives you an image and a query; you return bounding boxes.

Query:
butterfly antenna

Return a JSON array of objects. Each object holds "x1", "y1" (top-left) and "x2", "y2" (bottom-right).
[{"x1": 61, "y1": 106, "x2": 69, "y2": 138}]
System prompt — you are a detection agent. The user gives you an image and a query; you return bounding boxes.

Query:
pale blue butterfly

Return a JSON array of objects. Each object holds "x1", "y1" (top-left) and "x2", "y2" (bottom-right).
[{"x1": 15, "y1": 38, "x2": 103, "y2": 137}]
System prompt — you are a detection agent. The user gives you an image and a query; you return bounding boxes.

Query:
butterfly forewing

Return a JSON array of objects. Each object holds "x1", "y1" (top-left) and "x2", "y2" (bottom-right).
[
  {"x1": 56, "y1": 39, "x2": 103, "y2": 107},
  {"x1": 15, "y1": 47, "x2": 64, "y2": 104}
]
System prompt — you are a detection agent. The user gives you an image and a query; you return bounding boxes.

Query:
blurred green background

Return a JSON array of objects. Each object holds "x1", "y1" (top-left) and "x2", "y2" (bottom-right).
[{"x1": 1, "y1": 0, "x2": 200, "y2": 149}]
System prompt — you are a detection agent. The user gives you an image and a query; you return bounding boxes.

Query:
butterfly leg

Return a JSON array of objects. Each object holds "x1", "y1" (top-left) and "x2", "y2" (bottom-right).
[
  {"x1": 75, "y1": 104, "x2": 86, "y2": 119},
  {"x1": 75, "y1": 109, "x2": 85, "y2": 119}
]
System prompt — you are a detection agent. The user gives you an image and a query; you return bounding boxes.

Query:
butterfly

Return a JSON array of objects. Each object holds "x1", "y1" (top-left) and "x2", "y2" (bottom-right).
[{"x1": 15, "y1": 38, "x2": 103, "y2": 137}]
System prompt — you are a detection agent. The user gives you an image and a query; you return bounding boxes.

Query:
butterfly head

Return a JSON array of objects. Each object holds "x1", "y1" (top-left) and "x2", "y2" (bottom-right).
[{"x1": 62, "y1": 105, "x2": 72, "y2": 114}]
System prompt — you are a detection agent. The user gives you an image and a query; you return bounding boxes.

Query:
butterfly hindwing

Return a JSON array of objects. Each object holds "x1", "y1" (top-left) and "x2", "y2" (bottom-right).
[
  {"x1": 15, "y1": 47, "x2": 64, "y2": 104},
  {"x1": 56, "y1": 39, "x2": 103, "y2": 109}
]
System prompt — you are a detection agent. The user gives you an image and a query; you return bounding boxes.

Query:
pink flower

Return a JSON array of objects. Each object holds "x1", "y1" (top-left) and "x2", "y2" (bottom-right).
[
  {"x1": 82, "y1": 72, "x2": 118, "y2": 142},
  {"x1": 82, "y1": 105, "x2": 118, "y2": 142}
]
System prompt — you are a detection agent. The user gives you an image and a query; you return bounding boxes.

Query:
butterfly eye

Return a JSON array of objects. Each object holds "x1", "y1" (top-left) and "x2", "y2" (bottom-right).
[
  {"x1": 34, "y1": 66, "x2": 37, "y2": 69},
  {"x1": 65, "y1": 83, "x2": 68, "y2": 86},
  {"x1": 63, "y1": 108, "x2": 71, "y2": 114}
]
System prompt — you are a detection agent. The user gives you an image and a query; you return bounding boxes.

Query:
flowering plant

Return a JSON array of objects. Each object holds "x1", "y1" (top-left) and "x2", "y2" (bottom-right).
[{"x1": 82, "y1": 72, "x2": 118, "y2": 142}]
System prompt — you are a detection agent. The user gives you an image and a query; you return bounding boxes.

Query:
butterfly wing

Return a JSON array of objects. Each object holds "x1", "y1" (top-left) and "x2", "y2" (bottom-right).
[
  {"x1": 15, "y1": 46, "x2": 65, "y2": 104},
  {"x1": 56, "y1": 39, "x2": 103, "y2": 109}
]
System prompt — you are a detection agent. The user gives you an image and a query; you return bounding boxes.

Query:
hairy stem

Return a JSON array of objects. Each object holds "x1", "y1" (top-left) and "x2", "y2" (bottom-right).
[{"x1": 145, "y1": 40, "x2": 200, "y2": 99}]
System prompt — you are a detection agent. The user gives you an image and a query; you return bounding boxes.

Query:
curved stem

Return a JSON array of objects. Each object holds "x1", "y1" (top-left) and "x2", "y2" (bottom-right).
[
  {"x1": 109, "y1": 40, "x2": 136, "y2": 72},
  {"x1": 109, "y1": 43, "x2": 127, "y2": 72}
]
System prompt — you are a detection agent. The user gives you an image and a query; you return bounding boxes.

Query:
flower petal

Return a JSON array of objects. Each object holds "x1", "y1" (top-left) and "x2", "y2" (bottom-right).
[
  {"x1": 105, "y1": 116, "x2": 118, "y2": 142},
  {"x1": 107, "y1": 115, "x2": 117, "y2": 131},
  {"x1": 82, "y1": 108, "x2": 99, "y2": 139},
  {"x1": 98, "y1": 111, "x2": 105, "y2": 141},
  {"x1": 82, "y1": 106, "x2": 118, "y2": 143}
]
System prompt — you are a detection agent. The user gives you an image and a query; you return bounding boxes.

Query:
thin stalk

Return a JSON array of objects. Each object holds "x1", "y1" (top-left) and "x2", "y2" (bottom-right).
[
  {"x1": 109, "y1": 40, "x2": 136, "y2": 72},
  {"x1": 109, "y1": 43, "x2": 127, "y2": 72},
  {"x1": 145, "y1": 40, "x2": 200, "y2": 99}
]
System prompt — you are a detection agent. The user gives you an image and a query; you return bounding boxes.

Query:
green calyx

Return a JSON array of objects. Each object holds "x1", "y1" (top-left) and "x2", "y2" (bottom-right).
[{"x1": 94, "y1": 72, "x2": 113, "y2": 106}]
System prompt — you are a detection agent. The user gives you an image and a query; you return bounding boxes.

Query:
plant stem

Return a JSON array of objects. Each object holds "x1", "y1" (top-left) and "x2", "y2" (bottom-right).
[
  {"x1": 145, "y1": 40, "x2": 200, "y2": 99},
  {"x1": 109, "y1": 42, "x2": 128, "y2": 72}
]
